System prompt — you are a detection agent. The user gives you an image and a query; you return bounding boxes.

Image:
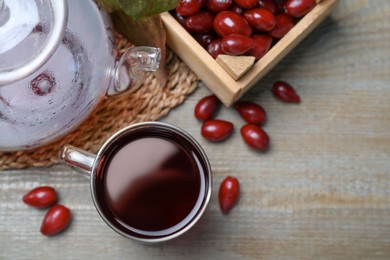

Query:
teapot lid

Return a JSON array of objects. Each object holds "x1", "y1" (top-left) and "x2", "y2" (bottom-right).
[{"x1": 0, "y1": 0, "x2": 67, "y2": 85}]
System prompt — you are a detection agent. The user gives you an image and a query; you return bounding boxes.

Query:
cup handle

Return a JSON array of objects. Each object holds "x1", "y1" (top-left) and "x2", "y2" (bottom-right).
[
  {"x1": 59, "y1": 145, "x2": 96, "y2": 178},
  {"x1": 106, "y1": 46, "x2": 161, "y2": 96}
]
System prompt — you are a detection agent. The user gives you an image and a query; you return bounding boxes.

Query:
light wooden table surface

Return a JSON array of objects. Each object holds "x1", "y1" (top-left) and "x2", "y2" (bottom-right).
[{"x1": 1, "y1": 1, "x2": 389, "y2": 259}]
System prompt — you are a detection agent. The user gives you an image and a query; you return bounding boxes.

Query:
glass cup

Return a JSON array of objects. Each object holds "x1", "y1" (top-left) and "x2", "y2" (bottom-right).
[{"x1": 59, "y1": 122, "x2": 212, "y2": 243}]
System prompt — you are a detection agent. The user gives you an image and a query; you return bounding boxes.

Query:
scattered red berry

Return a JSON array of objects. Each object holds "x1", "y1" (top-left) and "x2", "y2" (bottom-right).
[
  {"x1": 22, "y1": 186, "x2": 58, "y2": 208},
  {"x1": 194, "y1": 94, "x2": 220, "y2": 120},
  {"x1": 234, "y1": 101, "x2": 266, "y2": 125},
  {"x1": 240, "y1": 124, "x2": 270, "y2": 151},
  {"x1": 40, "y1": 204, "x2": 71, "y2": 236},
  {"x1": 219, "y1": 176, "x2": 240, "y2": 213},
  {"x1": 272, "y1": 81, "x2": 301, "y2": 103},
  {"x1": 201, "y1": 119, "x2": 234, "y2": 141}
]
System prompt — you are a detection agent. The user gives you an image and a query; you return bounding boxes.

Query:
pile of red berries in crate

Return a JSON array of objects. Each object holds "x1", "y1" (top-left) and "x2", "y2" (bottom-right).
[{"x1": 171, "y1": 0, "x2": 317, "y2": 59}]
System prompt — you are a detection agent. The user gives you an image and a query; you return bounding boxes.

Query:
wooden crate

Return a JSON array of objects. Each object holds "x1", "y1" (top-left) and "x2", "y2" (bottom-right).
[{"x1": 160, "y1": 0, "x2": 339, "y2": 106}]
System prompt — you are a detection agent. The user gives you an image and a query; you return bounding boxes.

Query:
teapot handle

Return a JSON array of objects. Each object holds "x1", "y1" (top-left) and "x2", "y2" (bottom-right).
[{"x1": 106, "y1": 46, "x2": 161, "y2": 96}]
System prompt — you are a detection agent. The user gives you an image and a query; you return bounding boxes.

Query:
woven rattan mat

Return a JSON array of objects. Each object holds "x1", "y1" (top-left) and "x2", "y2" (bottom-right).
[{"x1": 0, "y1": 34, "x2": 198, "y2": 170}]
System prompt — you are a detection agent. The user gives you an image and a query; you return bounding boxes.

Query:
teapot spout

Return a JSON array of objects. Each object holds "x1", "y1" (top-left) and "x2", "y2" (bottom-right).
[
  {"x1": 129, "y1": 46, "x2": 161, "y2": 72},
  {"x1": 108, "y1": 46, "x2": 161, "y2": 96}
]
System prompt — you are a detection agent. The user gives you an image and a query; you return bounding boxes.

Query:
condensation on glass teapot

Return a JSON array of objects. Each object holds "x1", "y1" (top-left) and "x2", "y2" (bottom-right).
[{"x1": 0, "y1": 0, "x2": 160, "y2": 151}]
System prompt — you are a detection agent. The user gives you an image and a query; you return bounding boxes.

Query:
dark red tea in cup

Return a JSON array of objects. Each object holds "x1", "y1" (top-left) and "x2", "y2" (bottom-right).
[{"x1": 91, "y1": 123, "x2": 211, "y2": 241}]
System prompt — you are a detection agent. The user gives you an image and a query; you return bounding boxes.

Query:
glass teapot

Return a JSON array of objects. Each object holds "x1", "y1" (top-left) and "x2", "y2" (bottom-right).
[{"x1": 0, "y1": 0, "x2": 160, "y2": 151}]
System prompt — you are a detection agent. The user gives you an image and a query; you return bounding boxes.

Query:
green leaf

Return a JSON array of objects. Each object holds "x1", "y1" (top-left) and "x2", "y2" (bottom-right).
[
  {"x1": 97, "y1": 0, "x2": 179, "y2": 20},
  {"x1": 96, "y1": 0, "x2": 121, "y2": 12},
  {"x1": 118, "y1": 0, "x2": 179, "y2": 20}
]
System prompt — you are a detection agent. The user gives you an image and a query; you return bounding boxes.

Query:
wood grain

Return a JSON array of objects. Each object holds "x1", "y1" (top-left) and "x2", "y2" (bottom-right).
[
  {"x1": 1, "y1": 1, "x2": 390, "y2": 259},
  {"x1": 216, "y1": 55, "x2": 255, "y2": 80}
]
